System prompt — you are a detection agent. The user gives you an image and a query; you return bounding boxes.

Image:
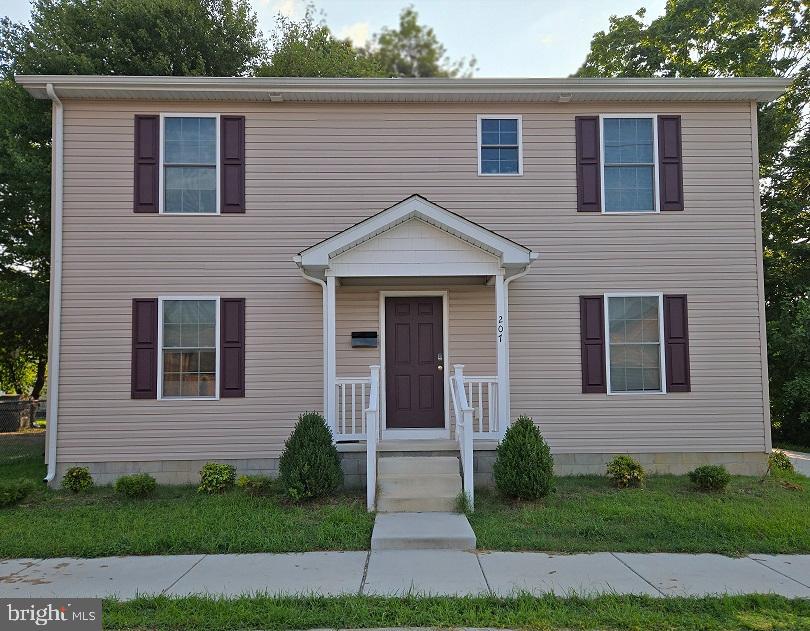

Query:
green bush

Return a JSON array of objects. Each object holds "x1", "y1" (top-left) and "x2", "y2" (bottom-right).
[
  {"x1": 114, "y1": 473, "x2": 157, "y2": 498},
  {"x1": 62, "y1": 466, "x2": 94, "y2": 493},
  {"x1": 198, "y1": 462, "x2": 236, "y2": 494},
  {"x1": 769, "y1": 450, "x2": 795, "y2": 473},
  {"x1": 0, "y1": 480, "x2": 34, "y2": 507},
  {"x1": 688, "y1": 465, "x2": 731, "y2": 491},
  {"x1": 279, "y1": 412, "x2": 343, "y2": 501},
  {"x1": 606, "y1": 455, "x2": 645, "y2": 488},
  {"x1": 236, "y1": 474, "x2": 275, "y2": 496},
  {"x1": 493, "y1": 415, "x2": 554, "y2": 500}
]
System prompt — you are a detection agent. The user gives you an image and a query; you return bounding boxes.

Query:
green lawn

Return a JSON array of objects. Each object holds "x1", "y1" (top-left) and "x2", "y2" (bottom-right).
[
  {"x1": 103, "y1": 594, "x2": 810, "y2": 630},
  {"x1": 470, "y1": 472, "x2": 810, "y2": 555}
]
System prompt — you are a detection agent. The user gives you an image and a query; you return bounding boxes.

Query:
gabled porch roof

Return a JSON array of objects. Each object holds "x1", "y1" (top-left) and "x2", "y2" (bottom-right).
[{"x1": 294, "y1": 195, "x2": 537, "y2": 280}]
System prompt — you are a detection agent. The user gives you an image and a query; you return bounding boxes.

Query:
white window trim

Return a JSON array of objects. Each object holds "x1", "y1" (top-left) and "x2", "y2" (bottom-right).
[
  {"x1": 599, "y1": 113, "x2": 659, "y2": 214},
  {"x1": 604, "y1": 292, "x2": 667, "y2": 396},
  {"x1": 159, "y1": 113, "x2": 221, "y2": 215},
  {"x1": 477, "y1": 114, "x2": 523, "y2": 176},
  {"x1": 157, "y1": 295, "x2": 220, "y2": 401}
]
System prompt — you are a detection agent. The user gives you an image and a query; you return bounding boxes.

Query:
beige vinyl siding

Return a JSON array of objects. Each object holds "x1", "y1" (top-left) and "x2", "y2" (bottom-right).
[{"x1": 56, "y1": 99, "x2": 767, "y2": 461}]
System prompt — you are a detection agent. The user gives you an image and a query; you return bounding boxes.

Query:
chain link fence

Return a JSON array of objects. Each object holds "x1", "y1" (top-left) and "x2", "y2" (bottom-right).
[{"x1": 0, "y1": 399, "x2": 46, "y2": 465}]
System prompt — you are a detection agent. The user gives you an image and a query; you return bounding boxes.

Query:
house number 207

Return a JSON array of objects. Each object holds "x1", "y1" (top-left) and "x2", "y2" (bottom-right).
[{"x1": 497, "y1": 315, "x2": 504, "y2": 342}]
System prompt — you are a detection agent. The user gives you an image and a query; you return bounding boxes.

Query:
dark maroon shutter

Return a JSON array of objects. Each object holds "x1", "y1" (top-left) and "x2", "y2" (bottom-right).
[
  {"x1": 664, "y1": 294, "x2": 691, "y2": 392},
  {"x1": 221, "y1": 116, "x2": 245, "y2": 213},
  {"x1": 658, "y1": 115, "x2": 684, "y2": 211},
  {"x1": 220, "y1": 298, "x2": 245, "y2": 397},
  {"x1": 575, "y1": 116, "x2": 601, "y2": 212},
  {"x1": 580, "y1": 296, "x2": 607, "y2": 393},
  {"x1": 131, "y1": 299, "x2": 158, "y2": 399},
  {"x1": 134, "y1": 115, "x2": 159, "y2": 213}
]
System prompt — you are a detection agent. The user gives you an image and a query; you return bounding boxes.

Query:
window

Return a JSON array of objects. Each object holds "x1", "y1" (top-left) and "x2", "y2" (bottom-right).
[
  {"x1": 602, "y1": 116, "x2": 657, "y2": 212},
  {"x1": 478, "y1": 116, "x2": 522, "y2": 175},
  {"x1": 162, "y1": 115, "x2": 218, "y2": 214},
  {"x1": 606, "y1": 294, "x2": 665, "y2": 394},
  {"x1": 159, "y1": 297, "x2": 219, "y2": 399}
]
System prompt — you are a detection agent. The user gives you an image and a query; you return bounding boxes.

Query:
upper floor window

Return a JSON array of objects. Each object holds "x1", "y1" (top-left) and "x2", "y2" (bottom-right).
[
  {"x1": 159, "y1": 297, "x2": 219, "y2": 399},
  {"x1": 602, "y1": 116, "x2": 657, "y2": 213},
  {"x1": 606, "y1": 294, "x2": 664, "y2": 394},
  {"x1": 162, "y1": 115, "x2": 218, "y2": 214},
  {"x1": 478, "y1": 115, "x2": 522, "y2": 175}
]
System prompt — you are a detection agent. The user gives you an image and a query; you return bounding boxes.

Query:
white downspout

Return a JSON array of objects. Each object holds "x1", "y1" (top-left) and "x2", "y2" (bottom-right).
[
  {"x1": 298, "y1": 268, "x2": 328, "y2": 418},
  {"x1": 44, "y1": 83, "x2": 63, "y2": 484}
]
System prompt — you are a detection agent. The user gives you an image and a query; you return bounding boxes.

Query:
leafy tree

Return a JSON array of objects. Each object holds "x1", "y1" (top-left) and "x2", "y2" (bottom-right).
[
  {"x1": 0, "y1": 0, "x2": 266, "y2": 399},
  {"x1": 368, "y1": 6, "x2": 476, "y2": 78},
  {"x1": 576, "y1": 0, "x2": 810, "y2": 444}
]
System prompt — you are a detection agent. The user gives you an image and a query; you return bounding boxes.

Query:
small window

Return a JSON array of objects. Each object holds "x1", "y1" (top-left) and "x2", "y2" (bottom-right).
[
  {"x1": 602, "y1": 117, "x2": 656, "y2": 212},
  {"x1": 478, "y1": 116, "x2": 522, "y2": 175},
  {"x1": 160, "y1": 298, "x2": 218, "y2": 399},
  {"x1": 606, "y1": 294, "x2": 664, "y2": 394},
  {"x1": 162, "y1": 116, "x2": 218, "y2": 214}
]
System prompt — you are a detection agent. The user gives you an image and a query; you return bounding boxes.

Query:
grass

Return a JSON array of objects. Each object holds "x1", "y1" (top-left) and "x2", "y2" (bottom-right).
[
  {"x1": 470, "y1": 472, "x2": 810, "y2": 555},
  {"x1": 103, "y1": 594, "x2": 810, "y2": 630}
]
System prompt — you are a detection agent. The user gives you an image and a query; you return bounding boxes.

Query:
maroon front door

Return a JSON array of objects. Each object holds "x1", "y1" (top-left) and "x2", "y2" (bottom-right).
[{"x1": 385, "y1": 296, "x2": 445, "y2": 428}]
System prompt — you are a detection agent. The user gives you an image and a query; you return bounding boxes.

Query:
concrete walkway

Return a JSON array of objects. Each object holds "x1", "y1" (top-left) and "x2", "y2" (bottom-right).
[
  {"x1": 2, "y1": 551, "x2": 809, "y2": 600},
  {"x1": 784, "y1": 450, "x2": 810, "y2": 476}
]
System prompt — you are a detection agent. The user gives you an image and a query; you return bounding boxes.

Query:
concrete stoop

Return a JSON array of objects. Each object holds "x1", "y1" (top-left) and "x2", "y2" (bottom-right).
[
  {"x1": 377, "y1": 455, "x2": 461, "y2": 513},
  {"x1": 371, "y1": 512, "x2": 476, "y2": 550}
]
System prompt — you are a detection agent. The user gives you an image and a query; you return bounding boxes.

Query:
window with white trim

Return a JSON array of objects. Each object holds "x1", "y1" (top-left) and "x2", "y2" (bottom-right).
[
  {"x1": 606, "y1": 295, "x2": 664, "y2": 393},
  {"x1": 479, "y1": 116, "x2": 522, "y2": 175},
  {"x1": 602, "y1": 116, "x2": 657, "y2": 212},
  {"x1": 160, "y1": 298, "x2": 218, "y2": 398},
  {"x1": 162, "y1": 115, "x2": 218, "y2": 213}
]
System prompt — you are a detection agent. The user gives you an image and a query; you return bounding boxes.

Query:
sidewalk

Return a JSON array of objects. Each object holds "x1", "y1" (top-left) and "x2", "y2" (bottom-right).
[{"x1": 2, "y1": 551, "x2": 809, "y2": 600}]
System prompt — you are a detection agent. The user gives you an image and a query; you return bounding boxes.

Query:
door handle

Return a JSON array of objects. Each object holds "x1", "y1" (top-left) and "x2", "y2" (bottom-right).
[
  {"x1": 437, "y1": 352, "x2": 444, "y2": 371},
  {"x1": 438, "y1": 364, "x2": 443, "y2": 371}
]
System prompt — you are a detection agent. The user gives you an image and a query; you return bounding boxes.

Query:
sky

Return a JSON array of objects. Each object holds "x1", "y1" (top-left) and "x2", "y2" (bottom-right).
[{"x1": 2, "y1": 0, "x2": 667, "y2": 77}]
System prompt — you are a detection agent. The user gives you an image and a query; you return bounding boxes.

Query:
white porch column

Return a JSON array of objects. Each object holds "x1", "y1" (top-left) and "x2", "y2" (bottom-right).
[
  {"x1": 495, "y1": 271, "x2": 509, "y2": 435},
  {"x1": 326, "y1": 274, "x2": 337, "y2": 435}
]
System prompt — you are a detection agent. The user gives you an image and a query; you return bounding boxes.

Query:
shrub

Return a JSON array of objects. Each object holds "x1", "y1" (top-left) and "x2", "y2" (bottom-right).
[
  {"x1": 62, "y1": 466, "x2": 94, "y2": 493},
  {"x1": 198, "y1": 462, "x2": 236, "y2": 494},
  {"x1": 769, "y1": 450, "x2": 795, "y2": 473},
  {"x1": 688, "y1": 465, "x2": 731, "y2": 491},
  {"x1": 114, "y1": 473, "x2": 157, "y2": 498},
  {"x1": 236, "y1": 474, "x2": 275, "y2": 496},
  {"x1": 279, "y1": 412, "x2": 343, "y2": 501},
  {"x1": 493, "y1": 415, "x2": 554, "y2": 500},
  {"x1": 0, "y1": 480, "x2": 34, "y2": 507},
  {"x1": 606, "y1": 455, "x2": 645, "y2": 488}
]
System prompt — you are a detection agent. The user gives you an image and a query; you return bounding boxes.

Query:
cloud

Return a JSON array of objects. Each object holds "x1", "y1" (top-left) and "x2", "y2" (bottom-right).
[
  {"x1": 270, "y1": 0, "x2": 302, "y2": 18},
  {"x1": 337, "y1": 21, "x2": 371, "y2": 47},
  {"x1": 537, "y1": 34, "x2": 556, "y2": 47}
]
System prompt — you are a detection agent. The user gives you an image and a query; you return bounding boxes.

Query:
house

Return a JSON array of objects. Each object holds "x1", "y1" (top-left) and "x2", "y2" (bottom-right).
[{"x1": 17, "y1": 75, "x2": 787, "y2": 510}]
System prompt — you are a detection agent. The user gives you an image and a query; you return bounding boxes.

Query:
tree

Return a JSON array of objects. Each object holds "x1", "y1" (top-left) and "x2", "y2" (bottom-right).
[
  {"x1": 368, "y1": 6, "x2": 476, "y2": 78},
  {"x1": 0, "y1": 0, "x2": 266, "y2": 399},
  {"x1": 576, "y1": 0, "x2": 810, "y2": 444}
]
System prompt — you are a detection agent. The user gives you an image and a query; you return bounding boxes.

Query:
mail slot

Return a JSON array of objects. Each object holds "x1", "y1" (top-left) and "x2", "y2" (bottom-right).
[{"x1": 351, "y1": 331, "x2": 378, "y2": 348}]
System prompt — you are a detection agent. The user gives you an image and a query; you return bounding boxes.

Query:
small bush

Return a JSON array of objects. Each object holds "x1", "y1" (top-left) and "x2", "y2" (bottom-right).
[
  {"x1": 769, "y1": 450, "x2": 795, "y2": 473},
  {"x1": 114, "y1": 473, "x2": 157, "y2": 498},
  {"x1": 493, "y1": 415, "x2": 554, "y2": 500},
  {"x1": 62, "y1": 466, "x2": 94, "y2": 493},
  {"x1": 606, "y1": 455, "x2": 645, "y2": 488},
  {"x1": 279, "y1": 412, "x2": 343, "y2": 502},
  {"x1": 688, "y1": 465, "x2": 731, "y2": 491},
  {"x1": 0, "y1": 480, "x2": 34, "y2": 507},
  {"x1": 455, "y1": 490, "x2": 472, "y2": 514},
  {"x1": 198, "y1": 462, "x2": 236, "y2": 494},
  {"x1": 236, "y1": 474, "x2": 275, "y2": 496}
]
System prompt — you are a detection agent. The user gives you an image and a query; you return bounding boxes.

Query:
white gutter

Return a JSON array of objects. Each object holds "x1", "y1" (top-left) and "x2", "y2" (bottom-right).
[
  {"x1": 296, "y1": 263, "x2": 329, "y2": 418},
  {"x1": 44, "y1": 83, "x2": 63, "y2": 484}
]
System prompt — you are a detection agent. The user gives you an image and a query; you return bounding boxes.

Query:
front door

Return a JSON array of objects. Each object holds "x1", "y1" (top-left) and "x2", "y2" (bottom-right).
[{"x1": 385, "y1": 296, "x2": 445, "y2": 428}]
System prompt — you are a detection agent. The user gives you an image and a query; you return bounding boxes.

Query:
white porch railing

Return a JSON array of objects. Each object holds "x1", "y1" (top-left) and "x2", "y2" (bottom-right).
[
  {"x1": 463, "y1": 376, "x2": 500, "y2": 439},
  {"x1": 450, "y1": 364, "x2": 474, "y2": 511},
  {"x1": 334, "y1": 377, "x2": 370, "y2": 441},
  {"x1": 365, "y1": 365, "x2": 380, "y2": 512}
]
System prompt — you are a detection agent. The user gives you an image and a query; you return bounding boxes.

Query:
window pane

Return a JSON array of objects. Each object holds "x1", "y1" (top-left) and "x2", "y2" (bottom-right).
[
  {"x1": 604, "y1": 117, "x2": 653, "y2": 165},
  {"x1": 164, "y1": 117, "x2": 216, "y2": 165},
  {"x1": 604, "y1": 166, "x2": 654, "y2": 212},
  {"x1": 164, "y1": 166, "x2": 216, "y2": 213},
  {"x1": 161, "y1": 299, "x2": 216, "y2": 398},
  {"x1": 608, "y1": 295, "x2": 662, "y2": 392},
  {"x1": 480, "y1": 118, "x2": 520, "y2": 174}
]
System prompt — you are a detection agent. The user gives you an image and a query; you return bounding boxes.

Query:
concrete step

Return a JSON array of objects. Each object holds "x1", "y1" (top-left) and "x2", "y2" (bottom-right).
[
  {"x1": 378, "y1": 456, "x2": 459, "y2": 475},
  {"x1": 378, "y1": 473, "x2": 462, "y2": 498},
  {"x1": 376, "y1": 495, "x2": 458, "y2": 513},
  {"x1": 378, "y1": 439, "x2": 459, "y2": 453},
  {"x1": 371, "y1": 512, "x2": 476, "y2": 550}
]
